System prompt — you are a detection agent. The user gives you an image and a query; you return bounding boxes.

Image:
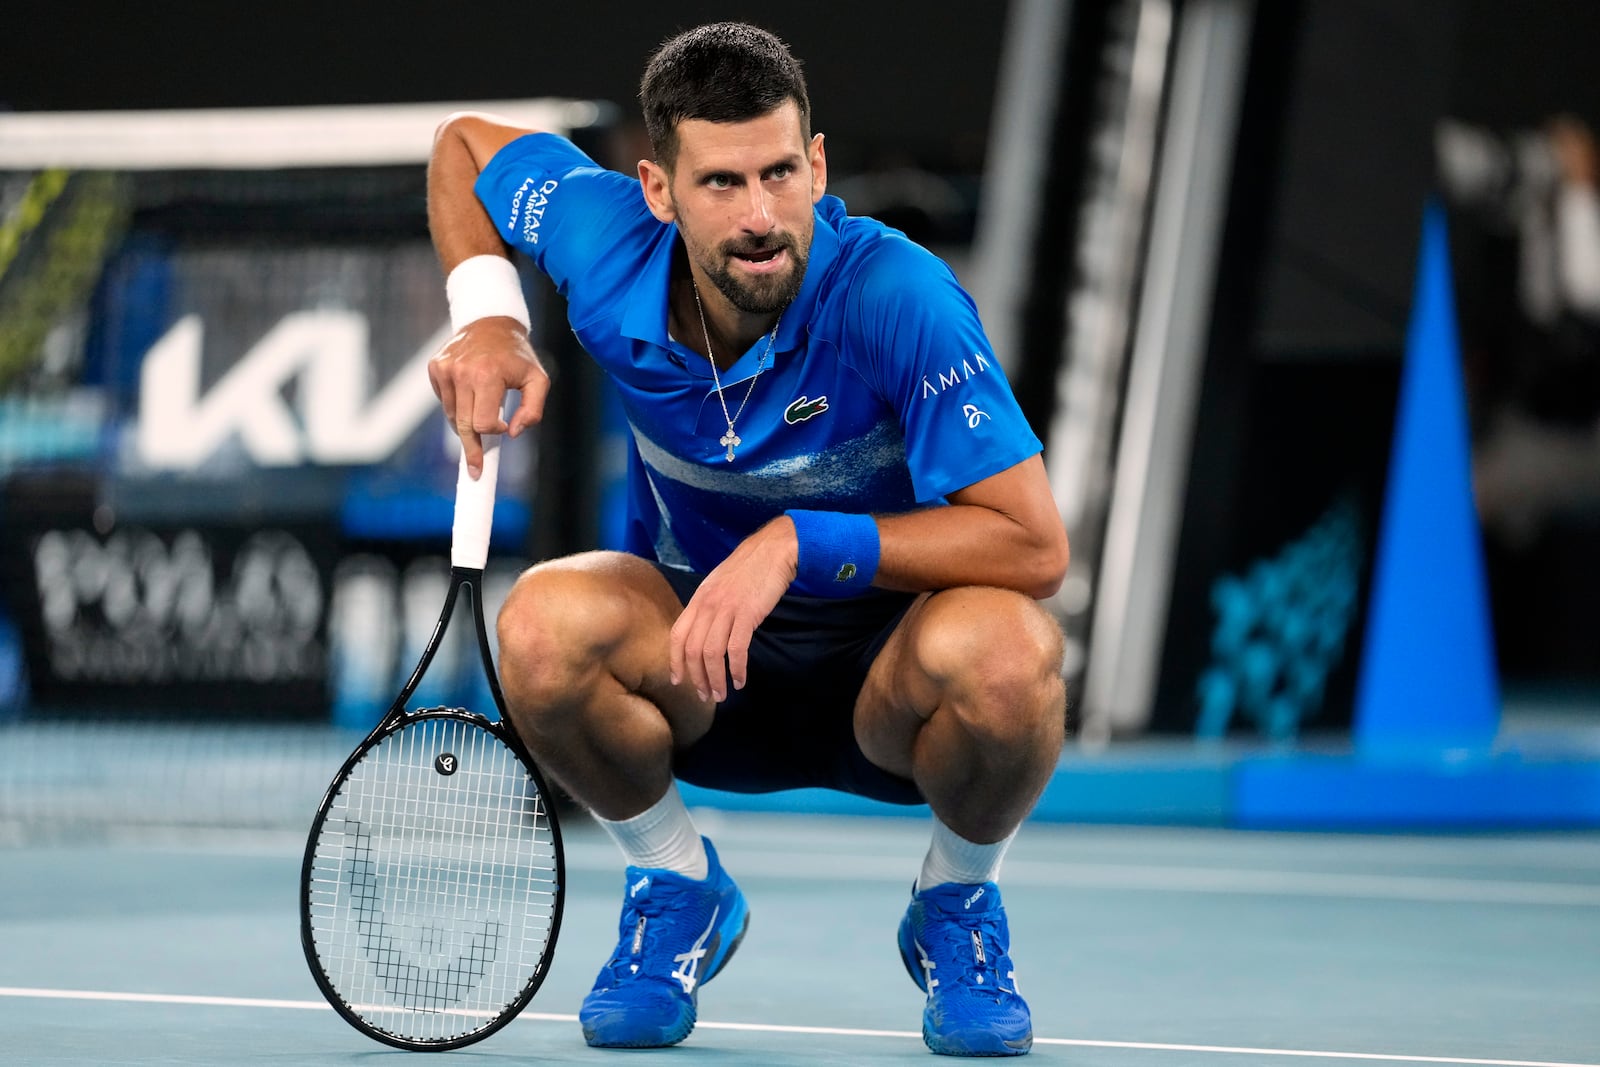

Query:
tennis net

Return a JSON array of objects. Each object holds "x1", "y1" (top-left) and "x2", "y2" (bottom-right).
[{"x1": 0, "y1": 720, "x2": 360, "y2": 837}]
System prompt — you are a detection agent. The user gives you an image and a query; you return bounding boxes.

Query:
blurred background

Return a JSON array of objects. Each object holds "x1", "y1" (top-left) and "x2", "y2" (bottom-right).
[{"x1": 1, "y1": 0, "x2": 1597, "y2": 833}]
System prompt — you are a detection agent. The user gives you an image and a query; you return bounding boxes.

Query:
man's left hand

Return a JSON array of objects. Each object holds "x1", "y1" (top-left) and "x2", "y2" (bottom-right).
[{"x1": 669, "y1": 518, "x2": 799, "y2": 703}]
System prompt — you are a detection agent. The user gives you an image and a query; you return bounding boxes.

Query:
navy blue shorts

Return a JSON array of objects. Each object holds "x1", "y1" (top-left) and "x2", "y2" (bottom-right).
[{"x1": 653, "y1": 563, "x2": 925, "y2": 806}]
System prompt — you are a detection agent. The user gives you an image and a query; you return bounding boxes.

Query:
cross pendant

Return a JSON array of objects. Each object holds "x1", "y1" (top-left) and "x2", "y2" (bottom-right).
[{"x1": 720, "y1": 430, "x2": 741, "y2": 462}]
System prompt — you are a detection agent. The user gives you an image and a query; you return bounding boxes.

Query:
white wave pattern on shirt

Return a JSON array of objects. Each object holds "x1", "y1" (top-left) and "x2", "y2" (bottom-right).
[
  {"x1": 629, "y1": 417, "x2": 911, "y2": 505},
  {"x1": 641, "y1": 467, "x2": 691, "y2": 569}
]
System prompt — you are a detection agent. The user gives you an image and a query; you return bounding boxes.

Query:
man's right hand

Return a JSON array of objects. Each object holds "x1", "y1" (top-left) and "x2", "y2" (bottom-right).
[{"x1": 427, "y1": 315, "x2": 551, "y2": 477}]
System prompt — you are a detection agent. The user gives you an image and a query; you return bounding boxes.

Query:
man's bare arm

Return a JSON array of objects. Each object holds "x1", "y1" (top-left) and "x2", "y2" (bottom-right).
[
  {"x1": 874, "y1": 454, "x2": 1069, "y2": 599},
  {"x1": 670, "y1": 455, "x2": 1068, "y2": 702},
  {"x1": 426, "y1": 112, "x2": 550, "y2": 475},
  {"x1": 427, "y1": 112, "x2": 532, "y2": 271}
]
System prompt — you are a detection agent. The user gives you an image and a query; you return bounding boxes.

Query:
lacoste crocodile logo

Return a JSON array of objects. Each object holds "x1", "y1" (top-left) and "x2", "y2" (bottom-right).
[{"x1": 784, "y1": 395, "x2": 829, "y2": 424}]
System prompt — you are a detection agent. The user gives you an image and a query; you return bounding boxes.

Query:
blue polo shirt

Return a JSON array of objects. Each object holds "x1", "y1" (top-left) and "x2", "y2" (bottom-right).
[{"x1": 476, "y1": 133, "x2": 1041, "y2": 576}]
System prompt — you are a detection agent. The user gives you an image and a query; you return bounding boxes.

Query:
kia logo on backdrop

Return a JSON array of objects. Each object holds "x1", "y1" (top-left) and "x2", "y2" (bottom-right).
[{"x1": 135, "y1": 311, "x2": 450, "y2": 469}]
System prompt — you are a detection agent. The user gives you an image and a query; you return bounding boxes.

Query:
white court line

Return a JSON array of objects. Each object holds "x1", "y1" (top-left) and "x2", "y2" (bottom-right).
[
  {"x1": 0, "y1": 987, "x2": 1593, "y2": 1067},
  {"x1": 0, "y1": 988, "x2": 330, "y2": 1011}
]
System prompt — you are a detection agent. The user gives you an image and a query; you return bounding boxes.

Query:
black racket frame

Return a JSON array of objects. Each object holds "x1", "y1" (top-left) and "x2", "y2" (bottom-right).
[{"x1": 299, "y1": 563, "x2": 565, "y2": 1051}]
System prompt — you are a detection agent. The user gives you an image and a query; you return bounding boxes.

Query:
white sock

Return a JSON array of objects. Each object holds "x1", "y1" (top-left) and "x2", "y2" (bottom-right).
[
  {"x1": 593, "y1": 788, "x2": 709, "y2": 880},
  {"x1": 917, "y1": 815, "x2": 1016, "y2": 892}
]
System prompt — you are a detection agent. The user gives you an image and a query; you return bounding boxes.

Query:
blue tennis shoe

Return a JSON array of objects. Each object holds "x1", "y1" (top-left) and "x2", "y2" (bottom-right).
[
  {"x1": 898, "y1": 881, "x2": 1033, "y2": 1056},
  {"x1": 580, "y1": 837, "x2": 749, "y2": 1048}
]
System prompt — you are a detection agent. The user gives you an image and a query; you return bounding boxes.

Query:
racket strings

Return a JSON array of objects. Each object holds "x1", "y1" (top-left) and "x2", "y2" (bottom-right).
[
  {"x1": 306, "y1": 715, "x2": 558, "y2": 1043},
  {"x1": 340, "y1": 821, "x2": 505, "y2": 1011}
]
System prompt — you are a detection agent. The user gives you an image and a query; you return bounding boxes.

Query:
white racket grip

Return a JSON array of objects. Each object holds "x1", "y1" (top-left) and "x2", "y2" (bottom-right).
[{"x1": 452, "y1": 436, "x2": 501, "y2": 570}]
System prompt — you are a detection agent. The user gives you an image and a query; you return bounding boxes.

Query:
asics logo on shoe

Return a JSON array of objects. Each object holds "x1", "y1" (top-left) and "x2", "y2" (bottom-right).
[
  {"x1": 914, "y1": 938, "x2": 940, "y2": 991},
  {"x1": 630, "y1": 875, "x2": 650, "y2": 898},
  {"x1": 1000, "y1": 968, "x2": 1019, "y2": 996},
  {"x1": 670, "y1": 905, "x2": 720, "y2": 995},
  {"x1": 963, "y1": 887, "x2": 986, "y2": 909}
]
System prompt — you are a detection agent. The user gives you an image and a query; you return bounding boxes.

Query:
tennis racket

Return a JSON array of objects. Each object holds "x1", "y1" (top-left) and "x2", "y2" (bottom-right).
[{"x1": 300, "y1": 437, "x2": 564, "y2": 1050}]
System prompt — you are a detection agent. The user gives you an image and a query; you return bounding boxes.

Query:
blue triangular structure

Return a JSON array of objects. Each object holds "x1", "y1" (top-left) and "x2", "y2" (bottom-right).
[{"x1": 1353, "y1": 200, "x2": 1501, "y2": 757}]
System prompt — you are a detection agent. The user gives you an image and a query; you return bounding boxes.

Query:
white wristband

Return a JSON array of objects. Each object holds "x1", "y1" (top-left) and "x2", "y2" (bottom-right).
[{"x1": 445, "y1": 254, "x2": 531, "y2": 333}]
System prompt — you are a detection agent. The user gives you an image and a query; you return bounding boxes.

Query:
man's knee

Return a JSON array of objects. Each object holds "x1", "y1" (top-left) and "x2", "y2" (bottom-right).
[
  {"x1": 915, "y1": 588, "x2": 1066, "y2": 746},
  {"x1": 495, "y1": 552, "x2": 653, "y2": 714}
]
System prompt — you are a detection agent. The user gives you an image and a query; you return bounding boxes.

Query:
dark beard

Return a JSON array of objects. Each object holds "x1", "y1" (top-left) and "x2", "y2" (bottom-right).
[{"x1": 702, "y1": 236, "x2": 809, "y2": 314}]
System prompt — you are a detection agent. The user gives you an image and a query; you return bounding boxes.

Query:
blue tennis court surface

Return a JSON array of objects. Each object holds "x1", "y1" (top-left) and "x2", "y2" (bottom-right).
[{"x1": 3, "y1": 812, "x2": 1596, "y2": 1065}]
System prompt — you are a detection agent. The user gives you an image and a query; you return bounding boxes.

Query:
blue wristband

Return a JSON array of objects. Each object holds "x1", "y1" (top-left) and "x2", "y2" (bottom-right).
[{"x1": 785, "y1": 510, "x2": 880, "y2": 597}]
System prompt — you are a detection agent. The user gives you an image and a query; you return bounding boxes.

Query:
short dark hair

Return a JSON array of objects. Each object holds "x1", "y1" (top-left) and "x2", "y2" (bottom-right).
[{"x1": 639, "y1": 22, "x2": 812, "y2": 169}]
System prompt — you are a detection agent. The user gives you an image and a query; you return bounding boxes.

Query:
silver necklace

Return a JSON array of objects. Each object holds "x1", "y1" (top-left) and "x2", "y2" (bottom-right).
[{"x1": 692, "y1": 281, "x2": 781, "y2": 461}]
